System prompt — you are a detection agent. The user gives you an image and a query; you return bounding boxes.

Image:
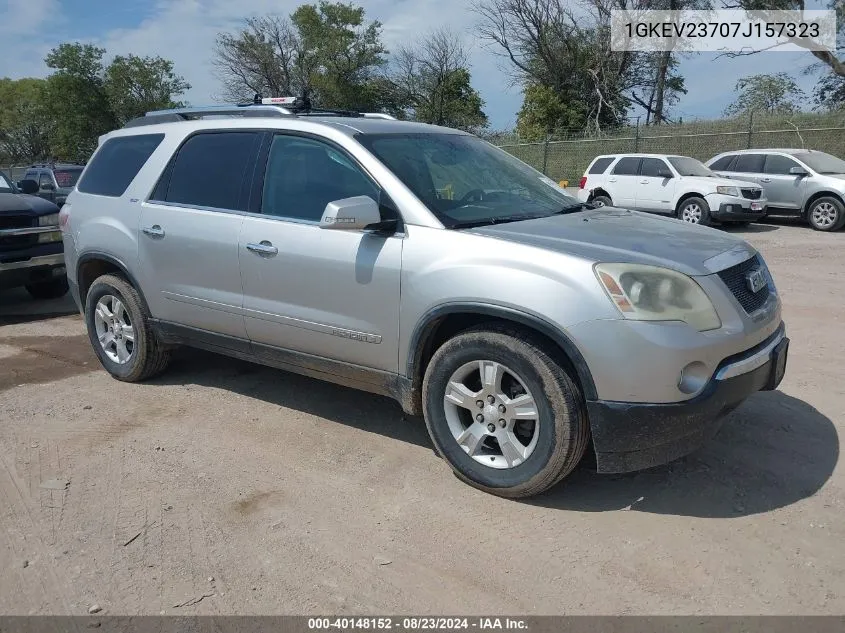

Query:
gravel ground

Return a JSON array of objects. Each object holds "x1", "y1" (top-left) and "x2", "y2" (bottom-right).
[{"x1": 0, "y1": 219, "x2": 842, "y2": 615}]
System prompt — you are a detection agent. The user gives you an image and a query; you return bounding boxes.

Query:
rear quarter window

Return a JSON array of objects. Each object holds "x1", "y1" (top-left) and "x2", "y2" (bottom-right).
[
  {"x1": 77, "y1": 133, "x2": 165, "y2": 197},
  {"x1": 588, "y1": 157, "x2": 614, "y2": 174}
]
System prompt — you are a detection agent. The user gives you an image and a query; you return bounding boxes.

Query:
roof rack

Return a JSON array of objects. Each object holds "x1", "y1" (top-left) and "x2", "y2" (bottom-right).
[{"x1": 122, "y1": 95, "x2": 398, "y2": 129}]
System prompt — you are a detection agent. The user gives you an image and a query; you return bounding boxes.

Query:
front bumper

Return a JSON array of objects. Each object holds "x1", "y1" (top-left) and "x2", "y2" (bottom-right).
[
  {"x1": 705, "y1": 193, "x2": 768, "y2": 221},
  {"x1": 0, "y1": 252, "x2": 66, "y2": 290},
  {"x1": 587, "y1": 324, "x2": 788, "y2": 473}
]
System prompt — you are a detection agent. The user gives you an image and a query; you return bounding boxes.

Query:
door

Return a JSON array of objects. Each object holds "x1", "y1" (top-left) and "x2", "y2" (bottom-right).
[
  {"x1": 38, "y1": 172, "x2": 56, "y2": 203},
  {"x1": 606, "y1": 157, "x2": 640, "y2": 209},
  {"x1": 138, "y1": 130, "x2": 262, "y2": 340},
  {"x1": 760, "y1": 154, "x2": 806, "y2": 211},
  {"x1": 636, "y1": 157, "x2": 676, "y2": 214},
  {"x1": 240, "y1": 133, "x2": 402, "y2": 372}
]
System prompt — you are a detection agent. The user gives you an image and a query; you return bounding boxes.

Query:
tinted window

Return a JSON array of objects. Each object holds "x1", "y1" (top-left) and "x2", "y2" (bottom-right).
[
  {"x1": 165, "y1": 132, "x2": 259, "y2": 210},
  {"x1": 24, "y1": 171, "x2": 37, "y2": 180},
  {"x1": 54, "y1": 168, "x2": 82, "y2": 187},
  {"x1": 589, "y1": 157, "x2": 614, "y2": 174},
  {"x1": 640, "y1": 158, "x2": 670, "y2": 177},
  {"x1": 262, "y1": 135, "x2": 379, "y2": 221},
  {"x1": 78, "y1": 134, "x2": 164, "y2": 197},
  {"x1": 733, "y1": 154, "x2": 765, "y2": 173},
  {"x1": 709, "y1": 155, "x2": 735, "y2": 171},
  {"x1": 39, "y1": 172, "x2": 53, "y2": 188},
  {"x1": 763, "y1": 154, "x2": 801, "y2": 175},
  {"x1": 612, "y1": 157, "x2": 641, "y2": 175}
]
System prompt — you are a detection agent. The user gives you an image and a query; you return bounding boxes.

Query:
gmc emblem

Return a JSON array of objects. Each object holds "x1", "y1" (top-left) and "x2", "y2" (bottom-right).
[{"x1": 746, "y1": 269, "x2": 767, "y2": 294}]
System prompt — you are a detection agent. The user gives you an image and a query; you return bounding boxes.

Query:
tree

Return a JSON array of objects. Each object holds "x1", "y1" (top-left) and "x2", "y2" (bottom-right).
[
  {"x1": 388, "y1": 29, "x2": 488, "y2": 132},
  {"x1": 813, "y1": 73, "x2": 845, "y2": 111},
  {"x1": 42, "y1": 43, "x2": 115, "y2": 162},
  {"x1": 0, "y1": 78, "x2": 51, "y2": 165},
  {"x1": 723, "y1": 72, "x2": 805, "y2": 116},
  {"x1": 104, "y1": 55, "x2": 191, "y2": 125},
  {"x1": 214, "y1": 2, "x2": 390, "y2": 111}
]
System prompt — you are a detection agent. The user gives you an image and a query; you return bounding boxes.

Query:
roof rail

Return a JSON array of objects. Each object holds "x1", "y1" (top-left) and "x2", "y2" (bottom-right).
[
  {"x1": 361, "y1": 113, "x2": 396, "y2": 120},
  {"x1": 123, "y1": 104, "x2": 294, "y2": 129}
]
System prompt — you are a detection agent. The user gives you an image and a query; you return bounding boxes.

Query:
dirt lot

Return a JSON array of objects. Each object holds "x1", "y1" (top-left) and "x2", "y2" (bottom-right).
[{"x1": 0, "y1": 219, "x2": 842, "y2": 616}]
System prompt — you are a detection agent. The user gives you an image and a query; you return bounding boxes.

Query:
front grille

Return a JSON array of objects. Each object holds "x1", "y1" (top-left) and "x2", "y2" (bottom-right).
[
  {"x1": 741, "y1": 188, "x2": 762, "y2": 200},
  {"x1": 0, "y1": 214, "x2": 37, "y2": 251},
  {"x1": 717, "y1": 255, "x2": 771, "y2": 314}
]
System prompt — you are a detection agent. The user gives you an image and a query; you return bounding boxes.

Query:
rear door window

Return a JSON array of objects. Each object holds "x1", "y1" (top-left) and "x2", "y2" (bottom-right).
[
  {"x1": 161, "y1": 132, "x2": 261, "y2": 211},
  {"x1": 589, "y1": 157, "x2": 614, "y2": 174},
  {"x1": 612, "y1": 157, "x2": 641, "y2": 175},
  {"x1": 78, "y1": 133, "x2": 165, "y2": 197},
  {"x1": 709, "y1": 155, "x2": 736, "y2": 171},
  {"x1": 733, "y1": 154, "x2": 765, "y2": 173}
]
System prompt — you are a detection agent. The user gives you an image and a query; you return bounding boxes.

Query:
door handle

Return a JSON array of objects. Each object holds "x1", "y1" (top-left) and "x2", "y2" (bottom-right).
[
  {"x1": 608, "y1": 178, "x2": 617, "y2": 182},
  {"x1": 640, "y1": 180, "x2": 649, "y2": 184},
  {"x1": 246, "y1": 241, "x2": 278, "y2": 257},
  {"x1": 142, "y1": 225, "x2": 165, "y2": 238},
  {"x1": 760, "y1": 178, "x2": 771, "y2": 183}
]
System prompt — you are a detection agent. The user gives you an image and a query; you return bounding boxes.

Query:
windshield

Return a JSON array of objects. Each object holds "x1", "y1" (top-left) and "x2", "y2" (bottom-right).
[
  {"x1": 668, "y1": 156, "x2": 713, "y2": 177},
  {"x1": 795, "y1": 151, "x2": 845, "y2": 175},
  {"x1": 0, "y1": 172, "x2": 13, "y2": 193},
  {"x1": 356, "y1": 133, "x2": 582, "y2": 227},
  {"x1": 54, "y1": 168, "x2": 83, "y2": 188}
]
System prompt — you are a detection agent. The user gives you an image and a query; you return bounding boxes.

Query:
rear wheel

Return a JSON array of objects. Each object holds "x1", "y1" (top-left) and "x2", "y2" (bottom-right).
[
  {"x1": 807, "y1": 196, "x2": 845, "y2": 231},
  {"x1": 422, "y1": 326, "x2": 590, "y2": 498},
  {"x1": 25, "y1": 276, "x2": 68, "y2": 300},
  {"x1": 677, "y1": 196, "x2": 712, "y2": 226},
  {"x1": 591, "y1": 194, "x2": 612, "y2": 207},
  {"x1": 84, "y1": 274, "x2": 171, "y2": 382}
]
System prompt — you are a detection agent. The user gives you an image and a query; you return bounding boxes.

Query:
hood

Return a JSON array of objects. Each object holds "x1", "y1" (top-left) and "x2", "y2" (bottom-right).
[
  {"x1": 684, "y1": 175, "x2": 760, "y2": 189},
  {"x1": 469, "y1": 207, "x2": 757, "y2": 276},
  {"x1": 0, "y1": 192, "x2": 61, "y2": 215}
]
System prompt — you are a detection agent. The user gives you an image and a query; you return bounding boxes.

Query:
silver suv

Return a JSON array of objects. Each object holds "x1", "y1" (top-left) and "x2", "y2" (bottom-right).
[
  {"x1": 707, "y1": 149, "x2": 845, "y2": 231},
  {"x1": 62, "y1": 101, "x2": 789, "y2": 498}
]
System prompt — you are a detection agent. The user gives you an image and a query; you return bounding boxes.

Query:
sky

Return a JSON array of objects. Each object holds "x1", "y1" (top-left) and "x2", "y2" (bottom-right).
[{"x1": 0, "y1": 0, "x2": 825, "y2": 130}]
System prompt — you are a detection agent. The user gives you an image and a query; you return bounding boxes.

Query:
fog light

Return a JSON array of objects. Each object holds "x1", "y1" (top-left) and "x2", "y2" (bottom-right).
[{"x1": 678, "y1": 361, "x2": 710, "y2": 395}]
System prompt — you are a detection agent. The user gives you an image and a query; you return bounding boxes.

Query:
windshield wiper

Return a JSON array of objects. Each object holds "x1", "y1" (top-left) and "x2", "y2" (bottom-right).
[{"x1": 449, "y1": 213, "x2": 548, "y2": 229}]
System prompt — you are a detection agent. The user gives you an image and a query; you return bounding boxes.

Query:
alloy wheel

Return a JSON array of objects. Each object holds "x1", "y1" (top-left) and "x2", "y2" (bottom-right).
[{"x1": 93, "y1": 294, "x2": 135, "y2": 364}]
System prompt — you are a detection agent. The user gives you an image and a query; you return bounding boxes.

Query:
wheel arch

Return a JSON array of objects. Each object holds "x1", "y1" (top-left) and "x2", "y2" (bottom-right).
[
  {"x1": 674, "y1": 191, "x2": 705, "y2": 214},
  {"x1": 404, "y1": 303, "x2": 597, "y2": 416},
  {"x1": 76, "y1": 252, "x2": 151, "y2": 314},
  {"x1": 802, "y1": 190, "x2": 844, "y2": 217},
  {"x1": 588, "y1": 188, "x2": 611, "y2": 203}
]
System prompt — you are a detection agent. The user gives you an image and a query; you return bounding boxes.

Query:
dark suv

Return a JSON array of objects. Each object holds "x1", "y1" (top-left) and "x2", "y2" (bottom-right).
[
  {"x1": 20, "y1": 163, "x2": 85, "y2": 208},
  {"x1": 0, "y1": 170, "x2": 68, "y2": 299}
]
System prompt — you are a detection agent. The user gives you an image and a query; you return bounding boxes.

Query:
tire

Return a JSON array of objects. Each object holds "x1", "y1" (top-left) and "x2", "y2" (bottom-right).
[
  {"x1": 422, "y1": 325, "x2": 590, "y2": 498},
  {"x1": 25, "y1": 276, "x2": 68, "y2": 300},
  {"x1": 591, "y1": 194, "x2": 612, "y2": 207},
  {"x1": 677, "y1": 196, "x2": 712, "y2": 226},
  {"x1": 84, "y1": 273, "x2": 171, "y2": 382},
  {"x1": 806, "y1": 196, "x2": 845, "y2": 232}
]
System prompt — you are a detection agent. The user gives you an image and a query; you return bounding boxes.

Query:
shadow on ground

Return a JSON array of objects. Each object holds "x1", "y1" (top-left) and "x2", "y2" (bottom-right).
[
  {"x1": 0, "y1": 287, "x2": 78, "y2": 325},
  {"x1": 154, "y1": 349, "x2": 838, "y2": 519},
  {"x1": 721, "y1": 222, "x2": 779, "y2": 234},
  {"x1": 531, "y1": 391, "x2": 838, "y2": 518}
]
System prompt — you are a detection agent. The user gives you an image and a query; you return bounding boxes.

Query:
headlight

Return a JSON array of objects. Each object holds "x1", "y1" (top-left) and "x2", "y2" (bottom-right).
[
  {"x1": 594, "y1": 263, "x2": 721, "y2": 331},
  {"x1": 38, "y1": 213, "x2": 59, "y2": 227},
  {"x1": 716, "y1": 186, "x2": 739, "y2": 196},
  {"x1": 38, "y1": 231, "x2": 63, "y2": 243}
]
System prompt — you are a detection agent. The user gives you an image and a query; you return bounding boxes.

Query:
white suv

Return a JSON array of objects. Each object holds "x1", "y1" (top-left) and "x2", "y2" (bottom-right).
[{"x1": 577, "y1": 154, "x2": 767, "y2": 226}]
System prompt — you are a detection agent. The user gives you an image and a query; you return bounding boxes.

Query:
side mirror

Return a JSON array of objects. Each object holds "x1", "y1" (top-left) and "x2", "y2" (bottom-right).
[
  {"x1": 320, "y1": 196, "x2": 382, "y2": 231},
  {"x1": 41, "y1": 182, "x2": 55, "y2": 191},
  {"x1": 17, "y1": 179, "x2": 38, "y2": 194},
  {"x1": 657, "y1": 169, "x2": 673, "y2": 178},
  {"x1": 789, "y1": 166, "x2": 809, "y2": 176}
]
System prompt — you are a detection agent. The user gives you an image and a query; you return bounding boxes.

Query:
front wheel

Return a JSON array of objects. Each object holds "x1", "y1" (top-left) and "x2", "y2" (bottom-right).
[
  {"x1": 807, "y1": 197, "x2": 845, "y2": 231},
  {"x1": 422, "y1": 326, "x2": 590, "y2": 498},
  {"x1": 677, "y1": 197, "x2": 712, "y2": 226},
  {"x1": 591, "y1": 194, "x2": 612, "y2": 207}
]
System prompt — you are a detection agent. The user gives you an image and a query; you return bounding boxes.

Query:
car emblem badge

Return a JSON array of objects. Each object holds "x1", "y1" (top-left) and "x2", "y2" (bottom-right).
[{"x1": 746, "y1": 269, "x2": 766, "y2": 294}]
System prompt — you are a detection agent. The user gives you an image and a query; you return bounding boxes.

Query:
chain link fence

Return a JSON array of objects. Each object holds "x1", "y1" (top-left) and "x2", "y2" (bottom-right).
[{"x1": 494, "y1": 112, "x2": 845, "y2": 185}]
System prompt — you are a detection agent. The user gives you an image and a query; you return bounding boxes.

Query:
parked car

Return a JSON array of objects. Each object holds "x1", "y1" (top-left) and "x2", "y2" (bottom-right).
[
  {"x1": 0, "y1": 171, "x2": 68, "y2": 299},
  {"x1": 19, "y1": 162, "x2": 85, "y2": 208},
  {"x1": 706, "y1": 149, "x2": 845, "y2": 231},
  {"x1": 62, "y1": 100, "x2": 787, "y2": 498},
  {"x1": 577, "y1": 153, "x2": 767, "y2": 226}
]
